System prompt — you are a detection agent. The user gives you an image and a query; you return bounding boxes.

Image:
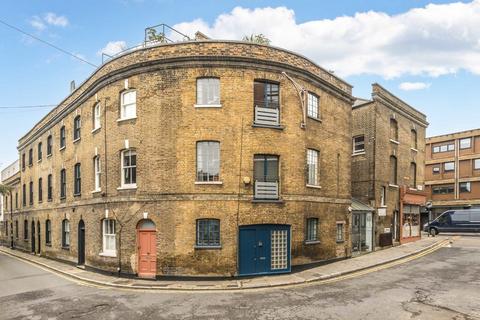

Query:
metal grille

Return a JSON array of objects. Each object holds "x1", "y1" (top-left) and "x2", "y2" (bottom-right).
[
  {"x1": 271, "y1": 230, "x2": 288, "y2": 270},
  {"x1": 255, "y1": 181, "x2": 279, "y2": 199}
]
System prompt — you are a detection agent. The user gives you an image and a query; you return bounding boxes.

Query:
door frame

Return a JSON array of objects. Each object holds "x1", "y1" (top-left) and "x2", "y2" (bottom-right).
[
  {"x1": 238, "y1": 224, "x2": 291, "y2": 276},
  {"x1": 78, "y1": 219, "x2": 85, "y2": 265},
  {"x1": 136, "y1": 219, "x2": 157, "y2": 279}
]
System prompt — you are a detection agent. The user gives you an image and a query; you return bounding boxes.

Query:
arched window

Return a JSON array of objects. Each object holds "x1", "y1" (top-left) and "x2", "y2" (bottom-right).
[
  {"x1": 93, "y1": 103, "x2": 101, "y2": 130},
  {"x1": 121, "y1": 150, "x2": 137, "y2": 187},
  {"x1": 62, "y1": 219, "x2": 70, "y2": 248},
  {"x1": 410, "y1": 162, "x2": 417, "y2": 188},
  {"x1": 390, "y1": 118, "x2": 398, "y2": 142},
  {"x1": 102, "y1": 219, "x2": 116, "y2": 255},
  {"x1": 73, "y1": 115, "x2": 81, "y2": 140},
  {"x1": 120, "y1": 90, "x2": 136, "y2": 119},
  {"x1": 411, "y1": 129, "x2": 417, "y2": 149},
  {"x1": 390, "y1": 156, "x2": 398, "y2": 185},
  {"x1": 45, "y1": 220, "x2": 51, "y2": 245}
]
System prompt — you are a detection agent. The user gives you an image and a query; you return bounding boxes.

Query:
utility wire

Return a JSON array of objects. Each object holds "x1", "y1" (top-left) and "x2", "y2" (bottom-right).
[
  {"x1": 0, "y1": 104, "x2": 56, "y2": 109},
  {"x1": 0, "y1": 18, "x2": 98, "y2": 68}
]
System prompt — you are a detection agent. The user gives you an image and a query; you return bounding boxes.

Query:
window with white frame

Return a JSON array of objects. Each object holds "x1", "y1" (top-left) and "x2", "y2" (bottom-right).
[
  {"x1": 196, "y1": 78, "x2": 220, "y2": 106},
  {"x1": 102, "y1": 219, "x2": 116, "y2": 255},
  {"x1": 336, "y1": 223, "x2": 344, "y2": 242},
  {"x1": 306, "y1": 149, "x2": 319, "y2": 186},
  {"x1": 121, "y1": 150, "x2": 137, "y2": 187},
  {"x1": 93, "y1": 103, "x2": 101, "y2": 130},
  {"x1": 62, "y1": 219, "x2": 70, "y2": 248},
  {"x1": 460, "y1": 138, "x2": 471, "y2": 149},
  {"x1": 459, "y1": 182, "x2": 471, "y2": 193},
  {"x1": 475, "y1": 159, "x2": 480, "y2": 170},
  {"x1": 444, "y1": 162, "x2": 455, "y2": 172},
  {"x1": 120, "y1": 90, "x2": 137, "y2": 119},
  {"x1": 196, "y1": 141, "x2": 220, "y2": 182},
  {"x1": 353, "y1": 135, "x2": 365, "y2": 154},
  {"x1": 380, "y1": 186, "x2": 386, "y2": 206},
  {"x1": 94, "y1": 156, "x2": 101, "y2": 191},
  {"x1": 307, "y1": 92, "x2": 319, "y2": 119},
  {"x1": 306, "y1": 218, "x2": 318, "y2": 242}
]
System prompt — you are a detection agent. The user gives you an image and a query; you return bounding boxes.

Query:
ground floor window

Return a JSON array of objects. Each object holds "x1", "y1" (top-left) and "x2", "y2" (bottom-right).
[
  {"x1": 62, "y1": 219, "x2": 70, "y2": 248},
  {"x1": 45, "y1": 220, "x2": 51, "y2": 245},
  {"x1": 305, "y1": 218, "x2": 318, "y2": 242},
  {"x1": 336, "y1": 223, "x2": 345, "y2": 242},
  {"x1": 271, "y1": 229, "x2": 288, "y2": 270},
  {"x1": 102, "y1": 219, "x2": 116, "y2": 255},
  {"x1": 196, "y1": 219, "x2": 220, "y2": 247}
]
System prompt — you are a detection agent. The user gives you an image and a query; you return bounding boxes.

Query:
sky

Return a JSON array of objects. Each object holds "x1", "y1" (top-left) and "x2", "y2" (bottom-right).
[{"x1": 1, "y1": 0, "x2": 479, "y2": 170}]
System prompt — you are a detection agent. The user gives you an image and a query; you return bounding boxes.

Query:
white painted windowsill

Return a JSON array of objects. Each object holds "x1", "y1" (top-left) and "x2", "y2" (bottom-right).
[
  {"x1": 389, "y1": 139, "x2": 400, "y2": 145},
  {"x1": 306, "y1": 184, "x2": 322, "y2": 189},
  {"x1": 91, "y1": 189, "x2": 102, "y2": 194},
  {"x1": 91, "y1": 127, "x2": 101, "y2": 134},
  {"x1": 59, "y1": 146, "x2": 66, "y2": 151},
  {"x1": 99, "y1": 251, "x2": 117, "y2": 258},
  {"x1": 117, "y1": 185, "x2": 137, "y2": 190},
  {"x1": 388, "y1": 184, "x2": 399, "y2": 188},
  {"x1": 410, "y1": 148, "x2": 418, "y2": 152},
  {"x1": 73, "y1": 138, "x2": 81, "y2": 144},
  {"x1": 304, "y1": 240, "x2": 320, "y2": 245},
  {"x1": 117, "y1": 116, "x2": 137, "y2": 123},
  {"x1": 195, "y1": 181, "x2": 223, "y2": 185},
  {"x1": 194, "y1": 104, "x2": 222, "y2": 108},
  {"x1": 352, "y1": 151, "x2": 365, "y2": 156}
]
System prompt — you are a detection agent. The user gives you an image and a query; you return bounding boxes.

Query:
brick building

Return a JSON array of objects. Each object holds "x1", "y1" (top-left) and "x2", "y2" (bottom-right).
[
  {"x1": 351, "y1": 84, "x2": 428, "y2": 251},
  {"x1": 1, "y1": 39, "x2": 354, "y2": 277},
  {"x1": 424, "y1": 129, "x2": 480, "y2": 221}
]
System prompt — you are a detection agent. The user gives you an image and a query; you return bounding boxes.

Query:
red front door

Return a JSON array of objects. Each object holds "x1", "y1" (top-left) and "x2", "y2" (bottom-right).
[{"x1": 137, "y1": 230, "x2": 156, "y2": 278}]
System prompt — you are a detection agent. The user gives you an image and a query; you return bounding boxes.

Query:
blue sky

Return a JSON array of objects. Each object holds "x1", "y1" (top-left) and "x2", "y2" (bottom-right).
[{"x1": 0, "y1": 0, "x2": 478, "y2": 170}]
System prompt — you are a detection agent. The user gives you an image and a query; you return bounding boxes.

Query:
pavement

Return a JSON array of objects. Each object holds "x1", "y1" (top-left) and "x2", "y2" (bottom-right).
[{"x1": 0, "y1": 235, "x2": 448, "y2": 291}]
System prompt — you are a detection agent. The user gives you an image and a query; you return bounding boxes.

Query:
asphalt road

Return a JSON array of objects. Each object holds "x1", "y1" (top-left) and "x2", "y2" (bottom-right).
[{"x1": 1, "y1": 236, "x2": 479, "y2": 320}]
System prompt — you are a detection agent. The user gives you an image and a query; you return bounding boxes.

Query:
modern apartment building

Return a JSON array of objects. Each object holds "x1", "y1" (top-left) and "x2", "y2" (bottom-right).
[
  {"x1": 352, "y1": 84, "x2": 428, "y2": 251},
  {"x1": 425, "y1": 129, "x2": 480, "y2": 220},
  {"x1": 1, "y1": 38, "x2": 354, "y2": 277}
]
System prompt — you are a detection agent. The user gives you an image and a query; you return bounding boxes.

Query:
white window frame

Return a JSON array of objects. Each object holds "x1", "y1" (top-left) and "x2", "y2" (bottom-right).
[
  {"x1": 196, "y1": 141, "x2": 220, "y2": 182},
  {"x1": 353, "y1": 135, "x2": 365, "y2": 154},
  {"x1": 120, "y1": 90, "x2": 137, "y2": 120},
  {"x1": 101, "y1": 219, "x2": 116, "y2": 256},
  {"x1": 444, "y1": 162, "x2": 455, "y2": 172},
  {"x1": 306, "y1": 149, "x2": 319, "y2": 186},
  {"x1": 475, "y1": 159, "x2": 480, "y2": 170},
  {"x1": 94, "y1": 156, "x2": 101, "y2": 192},
  {"x1": 121, "y1": 150, "x2": 137, "y2": 188},
  {"x1": 93, "y1": 103, "x2": 101, "y2": 131},
  {"x1": 459, "y1": 182, "x2": 471, "y2": 193},
  {"x1": 62, "y1": 220, "x2": 70, "y2": 248},
  {"x1": 307, "y1": 92, "x2": 319, "y2": 119},
  {"x1": 460, "y1": 138, "x2": 471, "y2": 149},
  {"x1": 195, "y1": 78, "x2": 221, "y2": 107}
]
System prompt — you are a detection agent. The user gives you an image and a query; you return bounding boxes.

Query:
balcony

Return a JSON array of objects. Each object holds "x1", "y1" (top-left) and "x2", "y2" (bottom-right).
[
  {"x1": 254, "y1": 181, "x2": 279, "y2": 200},
  {"x1": 254, "y1": 104, "x2": 280, "y2": 127}
]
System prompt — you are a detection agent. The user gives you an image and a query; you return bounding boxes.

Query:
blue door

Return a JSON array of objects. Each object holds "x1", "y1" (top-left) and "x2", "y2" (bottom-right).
[{"x1": 238, "y1": 224, "x2": 290, "y2": 276}]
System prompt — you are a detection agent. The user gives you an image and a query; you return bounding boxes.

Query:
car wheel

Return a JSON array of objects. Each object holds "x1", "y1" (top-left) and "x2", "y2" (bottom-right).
[{"x1": 429, "y1": 228, "x2": 437, "y2": 236}]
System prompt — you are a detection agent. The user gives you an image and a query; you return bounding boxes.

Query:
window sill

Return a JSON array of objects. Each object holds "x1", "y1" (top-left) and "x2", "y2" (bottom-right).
[
  {"x1": 37, "y1": 159, "x2": 42, "y2": 163},
  {"x1": 194, "y1": 245, "x2": 222, "y2": 250},
  {"x1": 59, "y1": 146, "x2": 66, "y2": 151},
  {"x1": 28, "y1": 164, "x2": 33, "y2": 168},
  {"x1": 307, "y1": 116, "x2": 322, "y2": 123},
  {"x1": 46, "y1": 243, "x2": 52, "y2": 247},
  {"x1": 195, "y1": 181, "x2": 223, "y2": 185},
  {"x1": 99, "y1": 251, "x2": 117, "y2": 257},
  {"x1": 91, "y1": 189, "x2": 102, "y2": 194},
  {"x1": 73, "y1": 193, "x2": 81, "y2": 197},
  {"x1": 73, "y1": 138, "x2": 81, "y2": 144},
  {"x1": 252, "y1": 123, "x2": 284, "y2": 130},
  {"x1": 194, "y1": 104, "x2": 222, "y2": 108},
  {"x1": 352, "y1": 151, "x2": 365, "y2": 156},
  {"x1": 410, "y1": 148, "x2": 418, "y2": 152},
  {"x1": 46, "y1": 154, "x2": 52, "y2": 158},
  {"x1": 117, "y1": 116, "x2": 137, "y2": 123},
  {"x1": 62, "y1": 246, "x2": 70, "y2": 250},
  {"x1": 389, "y1": 139, "x2": 400, "y2": 145},
  {"x1": 252, "y1": 199, "x2": 284, "y2": 204},
  {"x1": 91, "y1": 127, "x2": 101, "y2": 134},
  {"x1": 306, "y1": 184, "x2": 322, "y2": 189},
  {"x1": 388, "y1": 184, "x2": 399, "y2": 188},
  {"x1": 47, "y1": 199, "x2": 52, "y2": 202},
  {"x1": 304, "y1": 240, "x2": 320, "y2": 245},
  {"x1": 336, "y1": 240, "x2": 345, "y2": 244},
  {"x1": 117, "y1": 185, "x2": 137, "y2": 191},
  {"x1": 60, "y1": 196, "x2": 66, "y2": 200}
]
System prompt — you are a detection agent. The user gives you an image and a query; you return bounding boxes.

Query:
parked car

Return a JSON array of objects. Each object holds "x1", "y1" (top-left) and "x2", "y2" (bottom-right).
[{"x1": 423, "y1": 209, "x2": 480, "y2": 235}]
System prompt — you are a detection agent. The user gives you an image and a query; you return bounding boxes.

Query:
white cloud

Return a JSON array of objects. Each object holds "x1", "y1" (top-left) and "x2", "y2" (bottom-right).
[
  {"x1": 97, "y1": 41, "x2": 127, "y2": 56},
  {"x1": 399, "y1": 82, "x2": 431, "y2": 91},
  {"x1": 29, "y1": 12, "x2": 68, "y2": 31},
  {"x1": 29, "y1": 16, "x2": 46, "y2": 31},
  {"x1": 172, "y1": 2, "x2": 480, "y2": 78},
  {"x1": 44, "y1": 13, "x2": 69, "y2": 27}
]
